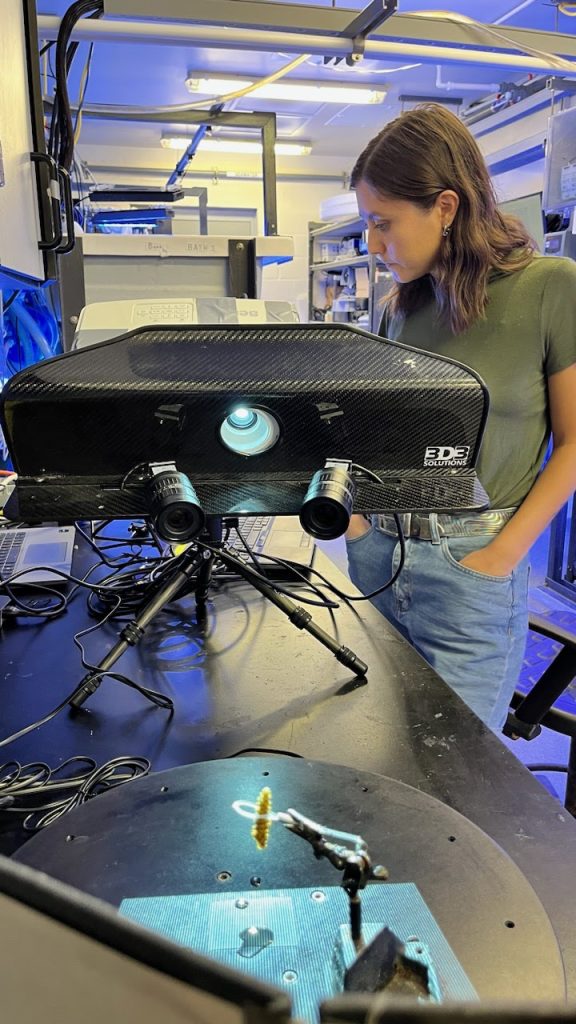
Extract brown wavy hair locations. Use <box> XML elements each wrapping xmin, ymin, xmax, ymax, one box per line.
<box><xmin>351</xmin><ymin>104</ymin><xmax>536</xmax><ymax>335</ymax></box>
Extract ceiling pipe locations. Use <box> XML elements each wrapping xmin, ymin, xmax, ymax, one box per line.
<box><xmin>435</xmin><ymin>66</ymin><xmax>500</xmax><ymax>92</ymax></box>
<box><xmin>86</xmin><ymin>164</ymin><xmax>348</xmax><ymax>182</ymax></box>
<box><xmin>433</xmin><ymin>4</ymin><xmax>538</xmax><ymax>103</ymax></box>
<box><xmin>36</xmin><ymin>14</ymin><xmax>576</xmax><ymax>77</ymax></box>
<box><xmin>493</xmin><ymin>0</ymin><xmax>539</xmax><ymax>25</ymax></box>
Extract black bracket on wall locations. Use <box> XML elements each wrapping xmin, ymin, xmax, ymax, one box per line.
<box><xmin>228</xmin><ymin>239</ymin><xmax>257</xmax><ymax>299</ymax></box>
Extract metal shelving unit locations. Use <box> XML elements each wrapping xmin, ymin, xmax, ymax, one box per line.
<box><xmin>309</xmin><ymin>215</ymin><xmax>365</xmax><ymax>239</ymax></box>
<box><xmin>308</xmin><ymin>218</ymin><xmax>391</xmax><ymax>332</ymax></box>
<box><xmin>309</xmin><ymin>254</ymin><xmax>371</xmax><ymax>273</ymax></box>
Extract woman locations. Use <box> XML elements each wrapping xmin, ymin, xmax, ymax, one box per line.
<box><xmin>346</xmin><ymin>104</ymin><xmax>576</xmax><ymax>731</ymax></box>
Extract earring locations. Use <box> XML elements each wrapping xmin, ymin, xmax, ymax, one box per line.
<box><xmin>442</xmin><ymin>223</ymin><xmax>452</xmax><ymax>237</ymax></box>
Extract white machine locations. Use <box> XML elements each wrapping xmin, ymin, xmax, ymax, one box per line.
<box><xmin>73</xmin><ymin>296</ymin><xmax>299</xmax><ymax>348</ymax></box>
<box><xmin>81</xmin><ymin>234</ymin><xmax>294</xmax><ymax>306</ymax></box>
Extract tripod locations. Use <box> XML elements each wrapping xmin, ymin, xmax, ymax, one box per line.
<box><xmin>69</xmin><ymin>517</ymin><xmax>368</xmax><ymax>710</ymax></box>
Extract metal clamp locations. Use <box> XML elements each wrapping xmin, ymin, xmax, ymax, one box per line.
<box><xmin>339</xmin><ymin>0</ymin><xmax>398</xmax><ymax>65</ymax></box>
<box><xmin>55</xmin><ymin>167</ymin><xmax>76</xmax><ymax>255</ymax></box>
<box><xmin>280</xmin><ymin>807</ymin><xmax>388</xmax><ymax>896</ymax></box>
<box><xmin>30</xmin><ymin>151</ymin><xmax>63</xmax><ymax>251</ymax></box>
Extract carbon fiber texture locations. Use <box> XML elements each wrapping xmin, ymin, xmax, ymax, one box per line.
<box><xmin>1</xmin><ymin>323</ymin><xmax>490</xmax><ymax>521</ymax></box>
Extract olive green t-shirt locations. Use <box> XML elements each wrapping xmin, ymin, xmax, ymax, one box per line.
<box><xmin>379</xmin><ymin>255</ymin><xmax>576</xmax><ymax>508</ymax></box>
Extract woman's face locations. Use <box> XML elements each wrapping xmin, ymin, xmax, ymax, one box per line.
<box><xmin>356</xmin><ymin>180</ymin><xmax>446</xmax><ymax>283</ymax></box>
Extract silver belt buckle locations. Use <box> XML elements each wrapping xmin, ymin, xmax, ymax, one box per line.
<box><xmin>413</xmin><ymin>514</ymin><xmax>433</xmax><ymax>540</ymax></box>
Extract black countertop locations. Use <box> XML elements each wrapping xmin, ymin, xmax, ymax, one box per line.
<box><xmin>1</xmin><ymin>546</ymin><xmax>576</xmax><ymax>995</ymax></box>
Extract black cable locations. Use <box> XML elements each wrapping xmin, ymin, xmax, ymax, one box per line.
<box><xmin>241</xmin><ymin>466</ymin><xmax>406</xmax><ymax>606</ymax></box>
<box><xmin>206</xmin><ymin>468</ymin><xmax>405</xmax><ymax>607</ymax></box>
<box><xmin>0</xmin><ymin>556</ymin><xmax>134</xmax><ymax>619</ymax></box>
<box><xmin>48</xmin><ymin>2</ymin><xmax>104</xmax><ymax>170</ymax></box>
<box><xmin>71</xmin><ymin>590</ymin><xmax>174</xmax><ymax>711</ymax></box>
<box><xmin>0</xmin><ymin>684</ymin><xmax>95</xmax><ymax>748</ymax></box>
<box><xmin>0</xmin><ymin>755</ymin><xmax>150</xmax><ymax>831</ymax></box>
<box><xmin>0</xmin><ymin>517</ymin><xmax>172</xmax><ymax>621</ymax></box>
<box><xmin>527</xmin><ymin>763</ymin><xmax>569</xmax><ymax>773</ymax></box>
<box><xmin>85</xmin><ymin>548</ymin><xmax>192</xmax><ymax>620</ymax></box>
<box><xmin>228</xmin><ymin>747</ymin><xmax>304</xmax><ymax>759</ymax></box>
<box><xmin>2</xmin><ymin>291</ymin><xmax>19</xmax><ymax>313</ymax></box>
<box><xmin>0</xmin><ymin>527</ymin><xmax>182</xmax><ymax>745</ymax></box>
<box><xmin>75</xmin><ymin>520</ymin><xmax>167</xmax><ymax>569</ymax></box>
<box><xmin>0</xmin><ymin>622</ymin><xmax>173</xmax><ymax>751</ymax></box>
<box><xmin>219</xmin><ymin>526</ymin><xmax>339</xmax><ymax>609</ymax></box>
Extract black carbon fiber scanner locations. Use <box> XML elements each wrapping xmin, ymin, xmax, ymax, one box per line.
<box><xmin>0</xmin><ymin>322</ymin><xmax>490</xmax><ymax>522</ymax></box>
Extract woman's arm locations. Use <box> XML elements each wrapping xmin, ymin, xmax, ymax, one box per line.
<box><xmin>461</xmin><ymin>363</ymin><xmax>576</xmax><ymax>576</ymax></box>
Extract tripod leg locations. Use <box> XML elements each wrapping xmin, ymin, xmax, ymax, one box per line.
<box><xmin>216</xmin><ymin>547</ymin><xmax>368</xmax><ymax>678</ymax></box>
<box><xmin>69</xmin><ymin>546</ymin><xmax>207</xmax><ymax>709</ymax></box>
<box><xmin>196</xmin><ymin>519</ymin><xmax>223</xmax><ymax>615</ymax></box>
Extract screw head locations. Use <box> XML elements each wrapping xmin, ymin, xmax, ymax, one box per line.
<box><xmin>235</xmin><ymin>899</ymin><xmax>249</xmax><ymax>909</ymax></box>
<box><xmin>372</xmin><ymin>864</ymin><xmax>389</xmax><ymax>880</ymax></box>
<box><xmin>282</xmin><ymin>971</ymin><xmax>298</xmax><ymax>983</ymax></box>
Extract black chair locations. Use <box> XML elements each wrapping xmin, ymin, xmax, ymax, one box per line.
<box><xmin>503</xmin><ymin>613</ymin><xmax>576</xmax><ymax>817</ymax></box>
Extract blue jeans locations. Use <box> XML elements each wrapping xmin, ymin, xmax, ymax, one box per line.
<box><xmin>346</xmin><ymin>518</ymin><xmax>530</xmax><ymax>731</ymax></box>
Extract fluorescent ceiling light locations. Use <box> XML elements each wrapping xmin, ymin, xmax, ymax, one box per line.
<box><xmin>161</xmin><ymin>135</ymin><xmax>312</xmax><ymax>156</ymax></box>
<box><xmin>185</xmin><ymin>74</ymin><xmax>386</xmax><ymax>105</ymax></box>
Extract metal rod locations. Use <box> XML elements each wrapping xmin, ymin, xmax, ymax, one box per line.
<box><xmin>513</xmin><ymin>647</ymin><xmax>576</xmax><ymax>728</ymax></box>
<box><xmin>36</xmin><ymin>14</ymin><xmax>576</xmax><ymax>75</ymax></box>
<box><xmin>349</xmin><ymin>894</ymin><xmax>363</xmax><ymax>948</ymax></box>
<box><xmin>494</xmin><ymin>0</ymin><xmax>538</xmax><ymax>25</ymax></box>
<box><xmin>261</xmin><ymin>116</ymin><xmax>278</xmax><ymax>236</ymax></box>
<box><xmin>566</xmin><ymin>739</ymin><xmax>576</xmax><ymax>819</ymax></box>
<box><xmin>78</xmin><ymin>164</ymin><xmax>346</xmax><ymax>184</ymax></box>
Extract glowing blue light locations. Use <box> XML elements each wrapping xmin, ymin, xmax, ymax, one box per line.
<box><xmin>227</xmin><ymin>406</ymin><xmax>257</xmax><ymax>430</ymax></box>
<box><xmin>219</xmin><ymin>406</ymin><xmax>280</xmax><ymax>456</ymax></box>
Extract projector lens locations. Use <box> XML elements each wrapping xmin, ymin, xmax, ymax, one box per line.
<box><xmin>147</xmin><ymin>469</ymin><xmax>205</xmax><ymax>542</ymax></box>
<box><xmin>227</xmin><ymin>407</ymin><xmax>258</xmax><ymax>430</ymax></box>
<box><xmin>299</xmin><ymin>465</ymin><xmax>356</xmax><ymax>540</ymax></box>
<box><xmin>220</xmin><ymin>406</ymin><xmax>280</xmax><ymax>456</ymax></box>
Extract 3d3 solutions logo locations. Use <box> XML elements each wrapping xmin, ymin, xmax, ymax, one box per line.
<box><xmin>423</xmin><ymin>446</ymin><xmax>470</xmax><ymax>467</ymax></box>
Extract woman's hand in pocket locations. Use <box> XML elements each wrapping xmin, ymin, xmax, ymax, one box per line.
<box><xmin>458</xmin><ymin>545</ymin><xmax>513</xmax><ymax>577</ymax></box>
<box><xmin>346</xmin><ymin>514</ymin><xmax>372</xmax><ymax>540</ymax></box>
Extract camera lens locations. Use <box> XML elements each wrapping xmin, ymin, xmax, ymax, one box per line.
<box><xmin>305</xmin><ymin>497</ymin><xmax>350</xmax><ymax>538</ymax></box>
<box><xmin>299</xmin><ymin>465</ymin><xmax>356</xmax><ymax>540</ymax></box>
<box><xmin>147</xmin><ymin>470</ymin><xmax>205</xmax><ymax>542</ymax></box>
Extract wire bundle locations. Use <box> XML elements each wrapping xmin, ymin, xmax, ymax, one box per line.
<box><xmin>0</xmin><ymin>755</ymin><xmax>150</xmax><ymax>831</ymax></box>
<box><xmin>48</xmin><ymin>0</ymin><xmax>103</xmax><ymax>172</ymax></box>
<box><xmin>2</xmin><ymin>290</ymin><xmax>61</xmax><ymax>377</ymax></box>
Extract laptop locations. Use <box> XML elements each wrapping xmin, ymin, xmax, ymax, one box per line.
<box><xmin>225</xmin><ymin>515</ymin><xmax>316</xmax><ymax>582</ymax></box>
<box><xmin>0</xmin><ymin>525</ymin><xmax>75</xmax><ymax>586</ymax></box>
